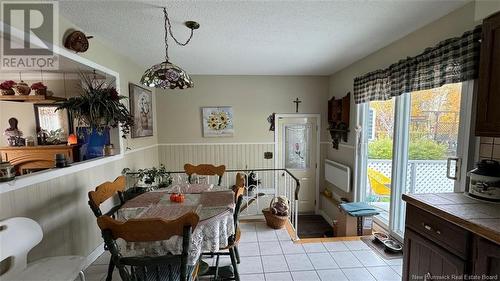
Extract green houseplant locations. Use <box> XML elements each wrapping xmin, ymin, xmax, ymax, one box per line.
<box><xmin>122</xmin><ymin>165</ymin><xmax>172</xmax><ymax>199</ymax></box>
<box><xmin>56</xmin><ymin>73</ymin><xmax>134</xmax><ymax>138</ymax></box>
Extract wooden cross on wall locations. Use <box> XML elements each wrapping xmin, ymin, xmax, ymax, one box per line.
<box><xmin>293</xmin><ymin>98</ymin><xmax>302</xmax><ymax>113</ymax></box>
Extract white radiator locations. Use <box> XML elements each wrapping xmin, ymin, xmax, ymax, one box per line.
<box><xmin>324</xmin><ymin>159</ymin><xmax>351</xmax><ymax>192</ymax></box>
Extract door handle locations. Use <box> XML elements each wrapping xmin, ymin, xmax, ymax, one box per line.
<box><xmin>446</xmin><ymin>157</ymin><xmax>460</xmax><ymax>181</ymax></box>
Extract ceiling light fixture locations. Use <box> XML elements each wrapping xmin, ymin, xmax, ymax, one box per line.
<box><xmin>140</xmin><ymin>8</ymin><xmax>199</xmax><ymax>89</ymax></box>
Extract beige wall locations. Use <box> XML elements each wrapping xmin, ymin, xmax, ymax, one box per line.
<box><xmin>325</xmin><ymin>1</ymin><xmax>500</xmax><ymax>201</ymax></box>
<box><xmin>156</xmin><ymin>75</ymin><xmax>330</xmax><ymax>144</ymax></box>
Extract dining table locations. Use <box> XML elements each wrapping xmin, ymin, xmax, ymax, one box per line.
<box><xmin>115</xmin><ymin>183</ymin><xmax>236</xmax><ymax>266</ymax></box>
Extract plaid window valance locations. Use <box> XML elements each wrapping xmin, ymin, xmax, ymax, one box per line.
<box><xmin>353</xmin><ymin>26</ymin><xmax>482</xmax><ymax>104</ymax></box>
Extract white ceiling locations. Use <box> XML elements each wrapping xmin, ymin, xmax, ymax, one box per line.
<box><xmin>59</xmin><ymin>0</ymin><xmax>468</xmax><ymax>76</ymax></box>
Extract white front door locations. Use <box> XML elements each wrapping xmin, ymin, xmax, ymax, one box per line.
<box><xmin>276</xmin><ymin>115</ymin><xmax>319</xmax><ymax>213</ymax></box>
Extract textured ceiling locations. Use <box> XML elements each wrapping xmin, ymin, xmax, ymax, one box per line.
<box><xmin>59</xmin><ymin>0</ymin><xmax>468</xmax><ymax>76</ymax></box>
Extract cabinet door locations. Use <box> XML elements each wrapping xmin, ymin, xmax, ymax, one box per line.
<box><xmin>473</xmin><ymin>236</ymin><xmax>500</xmax><ymax>277</ymax></box>
<box><xmin>476</xmin><ymin>11</ymin><xmax>500</xmax><ymax>136</ymax></box>
<box><xmin>403</xmin><ymin>228</ymin><xmax>466</xmax><ymax>281</ymax></box>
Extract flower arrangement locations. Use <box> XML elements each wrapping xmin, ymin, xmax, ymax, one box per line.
<box><xmin>0</xmin><ymin>80</ymin><xmax>16</xmax><ymax>95</ymax></box>
<box><xmin>30</xmin><ymin>82</ymin><xmax>47</xmax><ymax>90</ymax></box>
<box><xmin>31</xmin><ymin>82</ymin><xmax>48</xmax><ymax>95</ymax></box>
<box><xmin>207</xmin><ymin>111</ymin><xmax>229</xmax><ymax>130</ymax></box>
<box><xmin>0</xmin><ymin>80</ymin><xmax>16</xmax><ymax>90</ymax></box>
<box><xmin>56</xmin><ymin>73</ymin><xmax>134</xmax><ymax>138</ymax></box>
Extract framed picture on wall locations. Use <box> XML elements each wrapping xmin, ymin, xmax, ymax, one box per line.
<box><xmin>129</xmin><ymin>83</ymin><xmax>153</xmax><ymax>138</ymax></box>
<box><xmin>202</xmin><ymin>106</ymin><xmax>234</xmax><ymax>137</ymax></box>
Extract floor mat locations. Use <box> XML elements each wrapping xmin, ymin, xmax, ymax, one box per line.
<box><xmin>297</xmin><ymin>214</ymin><xmax>332</xmax><ymax>238</ymax></box>
<box><xmin>360</xmin><ymin>236</ymin><xmax>403</xmax><ymax>259</ymax></box>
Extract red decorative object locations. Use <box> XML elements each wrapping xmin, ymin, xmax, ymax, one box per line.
<box><xmin>169</xmin><ymin>193</ymin><xmax>185</xmax><ymax>203</ymax></box>
<box><xmin>67</xmin><ymin>134</ymin><xmax>78</xmax><ymax>145</ymax></box>
<box><xmin>31</xmin><ymin>82</ymin><xmax>47</xmax><ymax>96</ymax></box>
<box><xmin>0</xmin><ymin>80</ymin><xmax>16</xmax><ymax>90</ymax></box>
<box><xmin>0</xmin><ymin>80</ymin><xmax>16</xmax><ymax>95</ymax></box>
<box><xmin>30</xmin><ymin>82</ymin><xmax>47</xmax><ymax>90</ymax></box>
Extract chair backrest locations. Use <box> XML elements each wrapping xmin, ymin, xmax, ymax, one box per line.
<box><xmin>88</xmin><ymin>176</ymin><xmax>126</xmax><ymax>217</ymax></box>
<box><xmin>97</xmin><ymin>213</ymin><xmax>199</xmax><ymax>281</ymax></box>
<box><xmin>184</xmin><ymin>164</ymin><xmax>226</xmax><ymax>186</ymax></box>
<box><xmin>0</xmin><ymin>217</ymin><xmax>43</xmax><ymax>278</ymax></box>
<box><xmin>97</xmin><ymin>213</ymin><xmax>199</xmax><ymax>242</ymax></box>
<box><xmin>232</xmin><ymin>186</ymin><xmax>245</xmax><ymax>230</ymax></box>
<box><xmin>235</xmin><ymin>172</ymin><xmax>245</xmax><ymax>188</ymax></box>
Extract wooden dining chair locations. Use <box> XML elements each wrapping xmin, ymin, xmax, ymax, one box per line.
<box><xmin>184</xmin><ymin>164</ymin><xmax>226</xmax><ymax>186</ymax></box>
<box><xmin>210</xmin><ymin>190</ymin><xmax>244</xmax><ymax>281</ymax></box>
<box><xmin>88</xmin><ymin>176</ymin><xmax>126</xmax><ymax>281</ymax></box>
<box><xmin>88</xmin><ymin>176</ymin><xmax>126</xmax><ymax>217</ymax></box>
<box><xmin>97</xmin><ymin>213</ymin><xmax>200</xmax><ymax>281</ymax></box>
<box><xmin>204</xmin><ymin>174</ymin><xmax>245</xmax><ymax>281</ymax></box>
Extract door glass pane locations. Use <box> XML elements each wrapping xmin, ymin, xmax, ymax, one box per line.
<box><xmin>285</xmin><ymin>124</ymin><xmax>310</xmax><ymax>169</ymax></box>
<box><xmin>395</xmin><ymin>83</ymin><xmax>462</xmax><ymax>234</ymax></box>
<box><xmin>366</xmin><ymin>99</ymin><xmax>395</xmax><ymax>225</ymax></box>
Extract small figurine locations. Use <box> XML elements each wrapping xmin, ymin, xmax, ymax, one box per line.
<box><xmin>3</xmin><ymin>118</ymin><xmax>25</xmax><ymax>146</ymax></box>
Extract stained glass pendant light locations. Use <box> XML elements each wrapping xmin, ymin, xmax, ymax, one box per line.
<box><xmin>141</xmin><ymin>8</ymin><xmax>199</xmax><ymax>89</ymax></box>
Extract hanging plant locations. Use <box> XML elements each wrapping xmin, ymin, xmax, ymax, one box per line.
<box><xmin>56</xmin><ymin>73</ymin><xmax>134</xmax><ymax>138</ymax></box>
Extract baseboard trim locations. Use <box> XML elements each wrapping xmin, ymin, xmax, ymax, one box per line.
<box><xmin>84</xmin><ymin>243</ymin><xmax>105</xmax><ymax>269</ymax></box>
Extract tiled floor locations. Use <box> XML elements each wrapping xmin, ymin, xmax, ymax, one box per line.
<box><xmin>84</xmin><ymin>221</ymin><xmax>403</xmax><ymax>281</ymax></box>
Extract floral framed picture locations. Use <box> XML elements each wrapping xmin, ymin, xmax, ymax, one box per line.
<box><xmin>202</xmin><ymin>106</ymin><xmax>234</xmax><ymax>137</ymax></box>
<box><xmin>129</xmin><ymin>83</ymin><xmax>153</xmax><ymax>138</ymax></box>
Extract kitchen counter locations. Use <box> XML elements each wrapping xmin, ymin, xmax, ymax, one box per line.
<box><xmin>402</xmin><ymin>192</ymin><xmax>500</xmax><ymax>245</ymax></box>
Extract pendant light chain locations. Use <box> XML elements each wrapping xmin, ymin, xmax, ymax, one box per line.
<box><xmin>163</xmin><ymin>8</ymin><xmax>195</xmax><ymax>62</ymax></box>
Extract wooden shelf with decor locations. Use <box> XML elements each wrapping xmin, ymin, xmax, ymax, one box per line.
<box><xmin>327</xmin><ymin>92</ymin><xmax>350</xmax><ymax>149</ymax></box>
<box><xmin>0</xmin><ymin>95</ymin><xmax>66</xmax><ymax>104</ymax></box>
<box><xmin>0</xmin><ymin>144</ymin><xmax>79</xmax><ymax>175</ymax></box>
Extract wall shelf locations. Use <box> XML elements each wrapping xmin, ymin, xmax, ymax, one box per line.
<box><xmin>0</xmin><ymin>95</ymin><xmax>66</xmax><ymax>103</ymax></box>
<box><xmin>328</xmin><ymin>92</ymin><xmax>350</xmax><ymax>149</ymax></box>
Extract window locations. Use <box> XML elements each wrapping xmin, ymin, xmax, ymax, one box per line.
<box><xmin>357</xmin><ymin>82</ymin><xmax>473</xmax><ymax>240</ymax></box>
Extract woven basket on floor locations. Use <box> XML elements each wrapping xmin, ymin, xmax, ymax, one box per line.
<box><xmin>262</xmin><ymin>198</ymin><xmax>288</xmax><ymax>229</ymax></box>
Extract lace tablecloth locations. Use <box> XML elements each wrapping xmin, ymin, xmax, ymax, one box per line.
<box><xmin>116</xmin><ymin>190</ymin><xmax>235</xmax><ymax>265</ymax></box>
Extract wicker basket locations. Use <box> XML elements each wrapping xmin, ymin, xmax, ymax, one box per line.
<box><xmin>262</xmin><ymin>198</ymin><xmax>288</xmax><ymax>229</ymax></box>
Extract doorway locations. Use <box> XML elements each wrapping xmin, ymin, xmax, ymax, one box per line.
<box><xmin>356</xmin><ymin>82</ymin><xmax>475</xmax><ymax>241</ymax></box>
<box><xmin>275</xmin><ymin>114</ymin><xmax>320</xmax><ymax>214</ymax></box>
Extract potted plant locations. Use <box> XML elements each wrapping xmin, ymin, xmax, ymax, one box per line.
<box><xmin>122</xmin><ymin>164</ymin><xmax>172</xmax><ymax>199</ymax></box>
<box><xmin>56</xmin><ymin>74</ymin><xmax>134</xmax><ymax>159</ymax></box>
<box><xmin>31</xmin><ymin>82</ymin><xmax>47</xmax><ymax>96</ymax></box>
<box><xmin>0</xmin><ymin>80</ymin><xmax>16</xmax><ymax>96</ymax></box>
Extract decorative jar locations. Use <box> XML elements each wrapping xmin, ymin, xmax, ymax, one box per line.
<box><xmin>13</xmin><ymin>81</ymin><xmax>31</xmax><ymax>95</ymax></box>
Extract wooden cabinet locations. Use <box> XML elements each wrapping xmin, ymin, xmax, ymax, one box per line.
<box><xmin>403</xmin><ymin>229</ymin><xmax>467</xmax><ymax>281</ymax></box>
<box><xmin>403</xmin><ymin>202</ymin><xmax>500</xmax><ymax>280</ymax></box>
<box><xmin>476</xmin><ymin>11</ymin><xmax>500</xmax><ymax>136</ymax></box>
<box><xmin>0</xmin><ymin>145</ymin><xmax>78</xmax><ymax>175</ymax></box>
<box><xmin>473</xmin><ymin>236</ymin><xmax>500</xmax><ymax>277</ymax></box>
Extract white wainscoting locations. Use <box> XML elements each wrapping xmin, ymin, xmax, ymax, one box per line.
<box><xmin>158</xmin><ymin>143</ymin><xmax>276</xmax><ymax>171</ymax></box>
<box><xmin>0</xmin><ymin>145</ymin><xmax>159</xmax><ymax>263</ymax></box>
